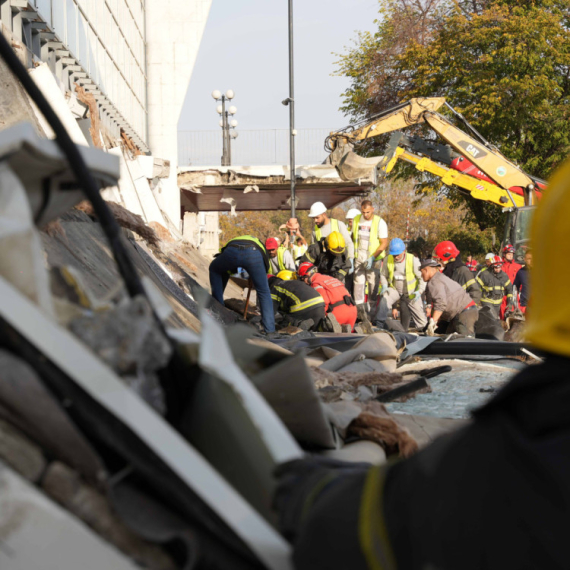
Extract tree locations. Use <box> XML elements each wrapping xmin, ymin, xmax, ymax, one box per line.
<box><xmin>335</xmin><ymin>0</ymin><xmax>570</xmax><ymax>231</ymax></box>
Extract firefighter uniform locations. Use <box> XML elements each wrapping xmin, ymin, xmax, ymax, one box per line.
<box><xmin>442</xmin><ymin>256</ymin><xmax>482</xmax><ymax>305</ymax></box>
<box><xmin>301</xmin><ymin>240</ymin><xmax>351</xmax><ymax>283</ymax></box>
<box><xmin>309</xmin><ymin>273</ymin><xmax>357</xmax><ymax>329</ymax></box>
<box><xmin>477</xmin><ymin>269</ymin><xmax>513</xmax><ymax>318</ymax></box>
<box><xmin>269</xmin><ymin>277</ymin><xmax>325</xmax><ymax>329</ymax></box>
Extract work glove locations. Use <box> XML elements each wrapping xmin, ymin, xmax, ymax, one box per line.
<box><xmin>349</xmin><ymin>257</ymin><xmax>354</xmax><ymax>275</ymax></box>
<box><xmin>366</xmin><ymin>255</ymin><xmax>376</xmax><ymax>271</ymax></box>
<box><xmin>408</xmin><ymin>291</ymin><xmax>418</xmax><ymax>301</ymax></box>
<box><xmin>378</xmin><ymin>285</ymin><xmax>388</xmax><ymax>297</ymax></box>
<box><xmin>424</xmin><ymin>318</ymin><xmax>437</xmax><ymax>336</ymax></box>
<box><xmin>273</xmin><ymin>456</ymin><xmax>371</xmax><ymax>542</ymax></box>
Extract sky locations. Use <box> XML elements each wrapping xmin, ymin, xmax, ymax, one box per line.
<box><xmin>178</xmin><ymin>0</ymin><xmax>380</xmax><ymax>133</ymax></box>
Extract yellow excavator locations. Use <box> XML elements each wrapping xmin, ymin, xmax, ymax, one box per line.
<box><xmin>326</xmin><ymin>97</ymin><xmax>545</xmax><ymax>258</ymax></box>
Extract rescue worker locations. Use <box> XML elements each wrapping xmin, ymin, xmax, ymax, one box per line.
<box><xmin>421</xmin><ymin>258</ymin><xmax>478</xmax><ymax>336</ymax></box>
<box><xmin>374</xmin><ymin>238</ymin><xmax>427</xmax><ymax>331</ymax></box>
<box><xmin>298</xmin><ymin>262</ymin><xmax>357</xmax><ymax>332</ymax></box>
<box><xmin>345</xmin><ymin>208</ymin><xmax>361</xmax><ymax>232</ymax></box>
<box><xmin>465</xmin><ymin>254</ymin><xmax>478</xmax><ymax>272</ymax></box>
<box><xmin>300</xmin><ymin>231</ymin><xmax>351</xmax><ymax>283</ymax></box>
<box><xmin>513</xmin><ymin>249</ymin><xmax>531</xmax><ymax>313</ymax></box>
<box><xmin>272</xmin><ymin>156</ymin><xmax>570</xmax><ymax>570</ymax></box>
<box><xmin>308</xmin><ymin>201</ymin><xmax>354</xmax><ymax>272</ymax></box>
<box><xmin>266</xmin><ymin>237</ymin><xmax>295</xmax><ymax>274</ymax></box>
<box><xmin>476</xmin><ymin>255</ymin><xmax>514</xmax><ymax>318</ymax></box>
<box><xmin>484</xmin><ymin>252</ymin><xmax>495</xmax><ymax>268</ymax></box>
<box><xmin>209</xmin><ymin>235</ymin><xmax>275</xmax><ymax>333</ymax></box>
<box><xmin>432</xmin><ymin>241</ymin><xmax>481</xmax><ymax>305</ymax></box>
<box><xmin>268</xmin><ymin>271</ymin><xmax>326</xmax><ymax>331</ymax></box>
<box><xmin>351</xmin><ymin>200</ymin><xmax>389</xmax><ymax>311</ymax></box>
<box><xmin>502</xmin><ymin>244</ymin><xmax>522</xmax><ymax>283</ymax></box>
<box><xmin>291</xmin><ymin>233</ymin><xmax>308</xmax><ymax>263</ymax></box>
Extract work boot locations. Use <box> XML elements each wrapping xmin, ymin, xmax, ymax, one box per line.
<box><xmin>356</xmin><ymin>303</ymin><xmax>369</xmax><ymax>323</ymax></box>
<box><xmin>297</xmin><ymin>318</ymin><xmax>314</xmax><ymax>331</ymax></box>
<box><xmin>341</xmin><ymin>324</ymin><xmax>352</xmax><ymax>333</ymax></box>
<box><xmin>319</xmin><ymin>314</ymin><xmax>342</xmax><ymax>333</ymax></box>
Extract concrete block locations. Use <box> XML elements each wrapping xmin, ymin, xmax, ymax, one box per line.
<box><xmin>0</xmin><ymin>418</ymin><xmax>45</xmax><ymax>483</ymax></box>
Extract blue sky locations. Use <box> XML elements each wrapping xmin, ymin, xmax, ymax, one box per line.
<box><xmin>178</xmin><ymin>0</ymin><xmax>380</xmax><ymax>132</ymax></box>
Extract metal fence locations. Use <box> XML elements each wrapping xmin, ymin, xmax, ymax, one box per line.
<box><xmin>178</xmin><ymin>128</ymin><xmax>332</xmax><ymax>166</ymax></box>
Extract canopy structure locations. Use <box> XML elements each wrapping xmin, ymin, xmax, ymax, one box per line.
<box><xmin>177</xmin><ymin>164</ymin><xmax>373</xmax><ymax>214</ymax></box>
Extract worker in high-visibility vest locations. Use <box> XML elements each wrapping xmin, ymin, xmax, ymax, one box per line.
<box><xmin>373</xmin><ymin>238</ymin><xmax>426</xmax><ymax>331</ymax></box>
<box><xmin>351</xmin><ymin>200</ymin><xmax>388</xmax><ymax>314</ymax></box>
<box><xmin>291</xmin><ymin>234</ymin><xmax>308</xmax><ymax>263</ymax></box>
<box><xmin>266</xmin><ymin>237</ymin><xmax>295</xmax><ymax>274</ymax></box>
<box><xmin>272</xmin><ymin>159</ymin><xmax>570</xmax><ymax>570</ymax></box>
<box><xmin>308</xmin><ymin>202</ymin><xmax>354</xmax><ymax>270</ymax></box>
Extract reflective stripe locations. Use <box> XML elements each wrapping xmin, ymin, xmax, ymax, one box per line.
<box><xmin>386</xmin><ymin>253</ymin><xmax>418</xmax><ymax>292</ymax></box>
<box><xmin>338</xmin><ymin>269</ymin><xmax>347</xmax><ymax>276</ymax></box>
<box><xmin>293</xmin><ymin>244</ymin><xmax>307</xmax><ymax>259</ymax></box>
<box><xmin>274</xmin><ymin>285</ymin><xmax>301</xmax><ymax>306</ymax></box>
<box><xmin>359</xmin><ymin>466</ymin><xmax>397</xmax><ymax>570</ymax></box>
<box><xmin>462</xmin><ymin>278</ymin><xmax>476</xmax><ymax>290</ymax></box>
<box><xmin>352</xmin><ymin>214</ymin><xmax>386</xmax><ymax>260</ymax></box>
<box><xmin>271</xmin><ymin>294</ymin><xmax>280</xmax><ymax>302</ymax></box>
<box><xmin>481</xmin><ymin>298</ymin><xmax>504</xmax><ymax>305</ymax></box>
<box><xmin>305</xmin><ymin>250</ymin><xmax>316</xmax><ymax>263</ymax></box>
<box><xmin>315</xmin><ymin>218</ymin><xmax>339</xmax><ymax>241</ymax></box>
<box><xmin>289</xmin><ymin>297</ymin><xmax>325</xmax><ymax>313</ymax></box>
<box><xmin>277</xmin><ymin>246</ymin><xmax>286</xmax><ymax>271</ymax></box>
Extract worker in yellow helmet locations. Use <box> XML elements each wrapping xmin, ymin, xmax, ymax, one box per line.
<box><xmin>272</xmin><ymin>160</ymin><xmax>570</xmax><ymax>569</ymax></box>
<box><xmin>300</xmin><ymin>230</ymin><xmax>351</xmax><ymax>284</ymax></box>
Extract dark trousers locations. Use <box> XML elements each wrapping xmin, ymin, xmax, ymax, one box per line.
<box><xmin>447</xmin><ymin>307</ymin><xmax>479</xmax><ymax>336</ymax></box>
<box><xmin>209</xmin><ymin>245</ymin><xmax>275</xmax><ymax>332</ymax></box>
<box><xmin>283</xmin><ymin>305</ymin><xmax>326</xmax><ymax>330</ymax></box>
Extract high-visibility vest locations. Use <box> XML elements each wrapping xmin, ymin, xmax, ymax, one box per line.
<box><xmin>352</xmin><ymin>214</ymin><xmax>386</xmax><ymax>260</ymax></box>
<box><xmin>293</xmin><ymin>244</ymin><xmax>307</xmax><ymax>259</ymax></box>
<box><xmin>277</xmin><ymin>246</ymin><xmax>287</xmax><ymax>271</ymax></box>
<box><xmin>225</xmin><ymin>235</ymin><xmax>266</xmax><ymax>252</ymax></box>
<box><xmin>315</xmin><ymin>218</ymin><xmax>339</xmax><ymax>242</ymax></box>
<box><xmin>386</xmin><ymin>253</ymin><xmax>418</xmax><ymax>293</ymax></box>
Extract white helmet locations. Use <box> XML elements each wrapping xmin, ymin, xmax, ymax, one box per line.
<box><xmin>345</xmin><ymin>208</ymin><xmax>360</xmax><ymax>220</ymax></box>
<box><xmin>485</xmin><ymin>253</ymin><xmax>495</xmax><ymax>260</ymax></box>
<box><xmin>308</xmin><ymin>201</ymin><xmax>327</xmax><ymax>218</ymax></box>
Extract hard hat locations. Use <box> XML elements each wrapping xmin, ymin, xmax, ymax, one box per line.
<box><xmin>345</xmin><ymin>208</ymin><xmax>360</xmax><ymax>220</ymax></box>
<box><xmin>308</xmin><ymin>202</ymin><xmax>327</xmax><ymax>218</ymax></box>
<box><xmin>389</xmin><ymin>238</ymin><xmax>406</xmax><ymax>256</ymax></box>
<box><xmin>525</xmin><ymin>158</ymin><xmax>570</xmax><ymax>356</ymax></box>
<box><xmin>277</xmin><ymin>270</ymin><xmax>296</xmax><ymax>280</ymax></box>
<box><xmin>503</xmin><ymin>244</ymin><xmax>515</xmax><ymax>254</ymax></box>
<box><xmin>325</xmin><ymin>231</ymin><xmax>346</xmax><ymax>255</ymax></box>
<box><xmin>265</xmin><ymin>237</ymin><xmax>279</xmax><ymax>250</ymax></box>
<box><xmin>485</xmin><ymin>253</ymin><xmax>495</xmax><ymax>260</ymax></box>
<box><xmin>298</xmin><ymin>262</ymin><xmax>317</xmax><ymax>278</ymax></box>
<box><xmin>432</xmin><ymin>241</ymin><xmax>460</xmax><ymax>263</ymax></box>
<box><xmin>490</xmin><ymin>255</ymin><xmax>503</xmax><ymax>267</ymax></box>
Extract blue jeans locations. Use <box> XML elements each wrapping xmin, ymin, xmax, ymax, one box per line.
<box><xmin>209</xmin><ymin>245</ymin><xmax>275</xmax><ymax>333</ymax></box>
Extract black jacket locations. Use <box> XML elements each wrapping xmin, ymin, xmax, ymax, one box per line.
<box><xmin>513</xmin><ymin>265</ymin><xmax>530</xmax><ymax>307</ymax></box>
<box><xmin>477</xmin><ymin>268</ymin><xmax>513</xmax><ymax>305</ymax></box>
<box><xmin>301</xmin><ymin>240</ymin><xmax>351</xmax><ymax>282</ymax></box>
<box><xmin>269</xmin><ymin>278</ymin><xmax>325</xmax><ymax>315</ymax></box>
<box><xmin>443</xmin><ymin>255</ymin><xmax>481</xmax><ymax>304</ymax></box>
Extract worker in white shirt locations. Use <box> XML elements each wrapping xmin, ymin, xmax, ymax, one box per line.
<box><xmin>351</xmin><ymin>200</ymin><xmax>388</xmax><ymax>312</ymax></box>
<box><xmin>308</xmin><ymin>202</ymin><xmax>354</xmax><ymax>274</ymax></box>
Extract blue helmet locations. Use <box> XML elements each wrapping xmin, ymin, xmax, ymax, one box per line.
<box><xmin>389</xmin><ymin>238</ymin><xmax>406</xmax><ymax>256</ymax></box>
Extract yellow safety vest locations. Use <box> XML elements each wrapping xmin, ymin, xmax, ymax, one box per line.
<box><xmin>277</xmin><ymin>245</ymin><xmax>287</xmax><ymax>271</ymax></box>
<box><xmin>352</xmin><ymin>214</ymin><xmax>386</xmax><ymax>260</ymax></box>
<box><xmin>315</xmin><ymin>218</ymin><xmax>339</xmax><ymax>242</ymax></box>
<box><xmin>293</xmin><ymin>244</ymin><xmax>307</xmax><ymax>259</ymax></box>
<box><xmin>225</xmin><ymin>235</ymin><xmax>266</xmax><ymax>252</ymax></box>
<box><xmin>386</xmin><ymin>253</ymin><xmax>418</xmax><ymax>293</ymax></box>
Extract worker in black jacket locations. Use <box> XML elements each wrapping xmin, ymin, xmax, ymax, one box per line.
<box><xmin>513</xmin><ymin>250</ymin><xmax>531</xmax><ymax>313</ymax></box>
<box><xmin>432</xmin><ymin>241</ymin><xmax>481</xmax><ymax>304</ymax></box>
<box><xmin>476</xmin><ymin>255</ymin><xmax>514</xmax><ymax>318</ymax></box>
<box><xmin>300</xmin><ymin>231</ymin><xmax>351</xmax><ymax>283</ymax></box>
<box><xmin>268</xmin><ymin>272</ymin><xmax>326</xmax><ymax>330</ymax></box>
<box><xmin>271</xmin><ymin>157</ymin><xmax>570</xmax><ymax>570</ymax></box>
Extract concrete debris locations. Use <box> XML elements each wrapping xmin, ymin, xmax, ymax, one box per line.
<box><xmin>243</xmin><ymin>184</ymin><xmax>259</xmax><ymax>193</ymax></box>
<box><xmin>69</xmin><ymin>296</ymin><xmax>171</xmax><ymax>414</ymax></box>
<box><xmin>0</xmin><ymin>417</ymin><xmax>45</xmax><ymax>483</ymax></box>
<box><xmin>220</xmin><ymin>195</ymin><xmax>237</xmax><ymax>216</ymax></box>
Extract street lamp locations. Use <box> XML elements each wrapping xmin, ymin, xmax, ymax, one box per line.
<box><xmin>212</xmin><ymin>89</ymin><xmax>238</xmax><ymax>166</ymax></box>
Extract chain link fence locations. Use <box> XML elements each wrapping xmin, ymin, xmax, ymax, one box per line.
<box><xmin>178</xmin><ymin>128</ymin><xmax>332</xmax><ymax>166</ymax></box>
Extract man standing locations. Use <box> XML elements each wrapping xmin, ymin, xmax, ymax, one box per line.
<box><xmin>291</xmin><ymin>234</ymin><xmax>308</xmax><ymax>263</ymax></box>
<box><xmin>308</xmin><ymin>201</ymin><xmax>354</xmax><ymax>271</ymax></box>
<box><xmin>266</xmin><ymin>237</ymin><xmax>295</xmax><ymax>275</ymax></box>
<box><xmin>513</xmin><ymin>249</ymin><xmax>531</xmax><ymax>313</ymax></box>
<box><xmin>344</xmin><ymin>208</ymin><xmax>361</xmax><ymax>232</ymax></box>
<box><xmin>502</xmin><ymin>244</ymin><xmax>522</xmax><ymax>283</ymax></box>
<box><xmin>351</xmin><ymin>200</ymin><xmax>389</xmax><ymax>311</ymax></box>
<box><xmin>465</xmin><ymin>254</ymin><xmax>478</xmax><ymax>272</ymax></box>
<box><xmin>432</xmin><ymin>241</ymin><xmax>481</xmax><ymax>305</ymax></box>
<box><xmin>374</xmin><ymin>238</ymin><xmax>426</xmax><ymax>331</ymax></box>
<box><xmin>476</xmin><ymin>255</ymin><xmax>514</xmax><ymax>318</ymax></box>
<box><xmin>209</xmin><ymin>235</ymin><xmax>275</xmax><ymax>333</ymax></box>
<box><xmin>421</xmin><ymin>258</ymin><xmax>479</xmax><ymax>336</ymax></box>
<box><xmin>300</xmin><ymin>231</ymin><xmax>351</xmax><ymax>283</ymax></box>
<box><xmin>298</xmin><ymin>262</ymin><xmax>357</xmax><ymax>332</ymax></box>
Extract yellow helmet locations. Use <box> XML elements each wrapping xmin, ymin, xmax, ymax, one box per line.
<box><xmin>325</xmin><ymin>231</ymin><xmax>346</xmax><ymax>255</ymax></box>
<box><xmin>525</xmin><ymin>158</ymin><xmax>570</xmax><ymax>357</ymax></box>
<box><xmin>277</xmin><ymin>270</ymin><xmax>297</xmax><ymax>280</ymax></box>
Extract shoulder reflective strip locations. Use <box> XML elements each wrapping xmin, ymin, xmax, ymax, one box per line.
<box><xmin>462</xmin><ymin>278</ymin><xmax>476</xmax><ymax>289</ymax></box>
<box><xmin>482</xmin><ymin>298</ymin><xmax>503</xmax><ymax>304</ymax></box>
<box><xmin>505</xmin><ymin>279</ymin><xmax>512</xmax><ymax>286</ymax></box>
<box><xmin>274</xmin><ymin>286</ymin><xmax>301</xmax><ymax>305</ymax></box>
<box><xmin>359</xmin><ymin>465</ymin><xmax>397</xmax><ymax>570</ymax></box>
<box><xmin>339</xmin><ymin>269</ymin><xmax>347</xmax><ymax>276</ymax></box>
<box><xmin>289</xmin><ymin>297</ymin><xmax>326</xmax><ymax>313</ymax></box>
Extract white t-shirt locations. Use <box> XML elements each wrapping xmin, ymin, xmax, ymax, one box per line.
<box><xmin>357</xmin><ymin>217</ymin><xmax>388</xmax><ymax>260</ymax></box>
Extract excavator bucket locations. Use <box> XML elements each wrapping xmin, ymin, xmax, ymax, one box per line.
<box><xmin>328</xmin><ymin>143</ymin><xmax>384</xmax><ymax>182</ymax></box>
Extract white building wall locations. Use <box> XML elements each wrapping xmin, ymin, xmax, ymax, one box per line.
<box><xmin>145</xmin><ymin>0</ymin><xmax>212</xmax><ymax>230</ymax></box>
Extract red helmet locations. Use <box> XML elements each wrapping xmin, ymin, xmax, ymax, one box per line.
<box><xmin>265</xmin><ymin>237</ymin><xmax>279</xmax><ymax>251</ymax></box>
<box><xmin>298</xmin><ymin>262</ymin><xmax>317</xmax><ymax>278</ymax></box>
<box><xmin>503</xmin><ymin>244</ymin><xmax>515</xmax><ymax>254</ymax></box>
<box><xmin>491</xmin><ymin>255</ymin><xmax>503</xmax><ymax>267</ymax></box>
<box><xmin>432</xmin><ymin>241</ymin><xmax>460</xmax><ymax>263</ymax></box>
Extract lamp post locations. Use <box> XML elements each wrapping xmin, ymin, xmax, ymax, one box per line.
<box><xmin>212</xmin><ymin>90</ymin><xmax>238</xmax><ymax>166</ymax></box>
